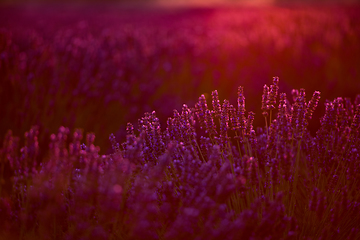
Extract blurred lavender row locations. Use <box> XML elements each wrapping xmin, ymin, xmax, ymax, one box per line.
<box><xmin>1</xmin><ymin>6</ymin><xmax>360</xmax><ymax>154</ymax></box>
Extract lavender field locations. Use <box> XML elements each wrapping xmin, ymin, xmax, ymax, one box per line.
<box><xmin>1</xmin><ymin>4</ymin><xmax>360</xmax><ymax>240</ymax></box>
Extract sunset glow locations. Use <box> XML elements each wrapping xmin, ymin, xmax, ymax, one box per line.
<box><xmin>154</xmin><ymin>0</ymin><xmax>276</xmax><ymax>7</ymax></box>
<box><xmin>1</xmin><ymin>2</ymin><xmax>360</xmax><ymax>239</ymax></box>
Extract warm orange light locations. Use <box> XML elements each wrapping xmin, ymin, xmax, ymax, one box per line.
<box><xmin>154</xmin><ymin>0</ymin><xmax>276</xmax><ymax>7</ymax></box>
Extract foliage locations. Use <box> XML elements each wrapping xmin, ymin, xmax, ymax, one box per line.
<box><xmin>1</xmin><ymin>6</ymin><xmax>360</xmax><ymax>154</ymax></box>
<box><xmin>1</xmin><ymin>77</ymin><xmax>359</xmax><ymax>239</ymax></box>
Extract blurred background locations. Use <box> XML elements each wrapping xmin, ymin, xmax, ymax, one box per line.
<box><xmin>1</xmin><ymin>0</ymin><xmax>360</xmax><ymax>157</ymax></box>
<box><xmin>1</xmin><ymin>0</ymin><xmax>360</xmax><ymax>6</ymax></box>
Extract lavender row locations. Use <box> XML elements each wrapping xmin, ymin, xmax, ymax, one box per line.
<box><xmin>1</xmin><ymin>77</ymin><xmax>359</xmax><ymax>239</ymax></box>
<box><xmin>1</xmin><ymin>6</ymin><xmax>360</xmax><ymax>154</ymax></box>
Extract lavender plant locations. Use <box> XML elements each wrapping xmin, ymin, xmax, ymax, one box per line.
<box><xmin>2</xmin><ymin>6</ymin><xmax>360</xmax><ymax>155</ymax></box>
<box><xmin>1</xmin><ymin>77</ymin><xmax>360</xmax><ymax>239</ymax></box>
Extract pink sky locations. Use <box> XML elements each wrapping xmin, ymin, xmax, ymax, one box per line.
<box><xmin>153</xmin><ymin>0</ymin><xmax>360</xmax><ymax>7</ymax></box>
<box><xmin>155</xmin><ymin>0</ymin><xmax>276</xmax><ymax>7</ymax></box>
